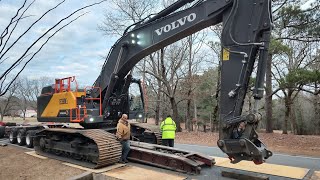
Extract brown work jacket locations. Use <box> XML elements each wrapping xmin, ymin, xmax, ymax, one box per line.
<box><xmin>116</xmin><ymin>119</ymin><xmax>131</xmax><ymax>140</ymax></box>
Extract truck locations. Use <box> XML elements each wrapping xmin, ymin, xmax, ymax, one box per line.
<box><xmin>0</xmin><ymin>0</ymin><xmax>273</xmax><ymax>173</ymax></box>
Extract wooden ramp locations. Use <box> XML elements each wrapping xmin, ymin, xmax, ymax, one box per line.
<box><xmin>212</xmin><ymin>156</ymin><xmax>309</xmax><ymax>179</ymax></box>
<box><xmin>25</xmin><ymin>151</ymin><xmax>47</xmax><ymax>159</ymax></box>
<box><xmin>63</xmin><ymin>162</ymin><xmax>125</xmax><ymax>173</ymax></box>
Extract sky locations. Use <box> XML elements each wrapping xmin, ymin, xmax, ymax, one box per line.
<box><xmin>0</xmin><ymin>0</ymin><xmax>316</xmax><ymax>87</ymax></box>
<box><xmin>0</xmin><ymin>0</ymin><xmax>118</xmax><ymax>86</ymax></box>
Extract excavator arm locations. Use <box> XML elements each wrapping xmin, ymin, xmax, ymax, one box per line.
<box><xmin>93</xmin><ymin>0</ymin><xmax>273</xmax><ymax>164</ymax></box>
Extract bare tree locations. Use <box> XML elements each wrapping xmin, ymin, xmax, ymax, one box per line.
<box><xmin>205</xmin><ymin>25</ymin><xmax>223</xmax><ymax>132</ymax></box>
<box><xmin>99</xmin><ymin>0</ymin><xmax>157</xmax><ymax>36</ymax></box>
<box><xmin>145</xmin><ymin>43</ymin><xmax>189</xmax><ymax>132</ymax></box>
<box><xmin>183</xmin><ymin>32</ymin><xmax>207</xmax><ymax>132</ymax></box>
<box><xmin>0</xmin><ymin>81</ymin><xmax>20</xmax><ymax>121</ymax></box>
<box><xmin>0</xmin><ymin>0</ymin><xmax>107</xmax><ymax>97</ymax></box>
<box><xmin>15</xmin><ymin>77</ymin><xmax>51</xmax><ymax>119</ymax></box>
<box><xmin>143</xmin><ymin>52</ymin><xmax>163</xmax><ymax>125</ymax></box>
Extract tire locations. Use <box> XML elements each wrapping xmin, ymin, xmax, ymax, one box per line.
<box><xmin>9</xmin><ymin>129</ymin><xmax>17</xmax><ymax>144</ymax></box>
<box><xmin>26</xmin><ymin>130</ymin><xmax>35</xmax><ymax>148</ymax></box>
<box><xmin>0</xmin><ymin>126</ymin><xmax>5</xmax><ymax>138</ymax></box>
<box><xmin>17</xmin><ymin>129</ymin><xmax>26</xmax><ymax>146</ymax></box>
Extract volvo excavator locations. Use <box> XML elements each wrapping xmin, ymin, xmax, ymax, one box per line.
<box><xmin>29</xmin><ymin>0</ymin><xmax>273</xmax><ymax>173</ymax></box>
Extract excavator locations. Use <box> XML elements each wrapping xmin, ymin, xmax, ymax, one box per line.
<box><xmin>31</xmin><ymin>0</ymin><xmax>273</xmax><ymax>173</ymax></box>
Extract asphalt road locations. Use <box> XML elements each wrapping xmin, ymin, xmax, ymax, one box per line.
<box><xmin>1</xmin><ymin>138</ymin><xmax>319</xmax><ymax>180</ymax></box>
<box><xmin>176</xmin><ymin>143</ymin><xmax>320</xmax><ymax>171</ymax></box>
<box><xmin>175</xmin><ymin>143</ymin><xmax>320</xmax><ymax>180</ymax></box>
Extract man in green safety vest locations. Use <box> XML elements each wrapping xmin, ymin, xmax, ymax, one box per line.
<box><xmin>160</xmin><ymin>115</ymin><xmax>177</xmax><ymax>147</ymax></box>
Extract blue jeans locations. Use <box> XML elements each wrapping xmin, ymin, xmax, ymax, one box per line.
<box><xmin>120</xmin><ymin>140</ymin><xmax>130</xmax><ymax>161</ymax></box>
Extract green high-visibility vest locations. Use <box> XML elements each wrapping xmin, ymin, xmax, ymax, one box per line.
<box><xmin>160</xmin><ymin>117</ymin><xmax>176</xmax><ymax>139</ymax></box>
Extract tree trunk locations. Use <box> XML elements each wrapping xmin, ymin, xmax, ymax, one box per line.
<box><xmin>155</xmin><ymin>80</ymin><xmax>161</xmax><ymax>125</ymax></box>
<box><xmin>186</xmin><ymin>35</ymin><xmax>193</xmax><ymax>132</ymax></box>
<box><xmin>314</xmin><ymin>95</ymin><xmax>320</xmax><ymax>135</ymax></box>
<box><xmin>187</xmin><ymin>97</ymin><xmax>192</xmax><ymax>132</ymax></box>
<box><xmin>288</xmin><ymin>92</ymin><xmax>298</xmax><ymax>134</ymax></box>
<box><xmin>170</xmin><ymin>97</ymin><xmax>181</xmax><ymax>132</ymax></box>
<box><xmin>283</xmin><ymin>92</ymin><xmax>297</xmax><ymax>134</ymax></box>
<box><xmin>283</xmin><ymin>97</ymin><xmax>289</xmax><ymax>134</ymax></box>
<box><xmin>265</xmin><ymin>53</ymin><xmax>273</xmax><ymax>133</ymax></box>
<box><xmin>290</xmin><ymin>104</ymin><xmax>298</xmax><ymax>135</ymax></box>
<box><xmin>314</xmin><ymin>83</ymin><xmax>320</xmax><ymax>135</ymax></box>
<box><xmin>193</xmin><ymin>98</ymin><xmax>198</xmax><ymax>132</ymax></box>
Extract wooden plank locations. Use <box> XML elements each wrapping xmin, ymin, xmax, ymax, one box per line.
<box><xmin>103</xmin><ymin>165</ymin><xmax>187</xmax><ymax>180</ymax></box>
<box><xmin>67</xmin><ymin>172</ymin><xmax>93</xmax><ymax>180</ymax></box>
<box><xmin>211</xmin><ymin>156</ymin><xmax>309</xmax><ymax>179</ymax></box>
<box><xmin>221</xmin><ymin>170</ymin><xmax>269</xmax><ymax>180</ymax></box>
<box><xmin>25</xmin><ymin>151</ymin><xmax>48</xmax><ymax>159</ymax></box>
<box><xmin>63</xmin><ymin>163</ymin><xmax>125</xmax><ymax>173</ymax></box>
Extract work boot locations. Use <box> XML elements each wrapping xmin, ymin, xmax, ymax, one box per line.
<box><xmin>124</xmin><ymin>159</ymin><xmax>129</xmax><ymax>163</ymax></box>
<box><xmin>119</xmin><ymin>159</ymin><xmax>125</xmax><ymax>164</ymax></box>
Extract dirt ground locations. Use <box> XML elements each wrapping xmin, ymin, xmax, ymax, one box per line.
<box><xmin>175</xmin><ymin>131</ymin><xmax>320</xmax><ymax>157</ymax></box>
<box><xmin>145</xmin><ymin>118</ymin><xmax>320</xmax><ymax>157</ymax></box>
<box><xmin>0</xmin><ymin>146</ymin><xmax>85</xmax><ymax>180</ymax></box>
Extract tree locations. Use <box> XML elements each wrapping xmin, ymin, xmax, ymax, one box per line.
<box><xmin>99</xmin><ymin>0</ymin><xmax>157</xmax><ymax>36</ymax></box>
<box><xmin>266</xmin><ymin>0</ymin><xmax>320</xmax><ymax>134</ymax></box>
<box><xmin>265</xmin><ymin>39</ymin><xmax>291</xmax><ymax>133</ymax></box>
<box><xmin>15</xmin><ymin>77</ymin><xmax>52</xmax><ymax>119</ymax></box>
<box><xmin>145</xmin><ymin>43</ymin><xmax>189</xmax><ymax>132</ymax></box>
<box><xmin>0</xmin><ymin>81</ymin><xmax>20</xmax><ymax>121</ymax></box>
<box><xmin>183</xmin><ymin>32</ymin><xmax>207</xmax><ymax>132</ymax></box>
<box><xmin>0</xmin><ymin>0</ymin><xmax>107</xmax><ymax>97</ymax></box>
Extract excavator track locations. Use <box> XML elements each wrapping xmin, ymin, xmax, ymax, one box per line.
<box><xmin>130</xmin><ymin>122</ymin><xmax>162</xmax><ymax>145</ymax></box>
<box><xmin>34</xmin><ymin>128</ymin><xmax>121</xmax><ymax>169</ymax></box>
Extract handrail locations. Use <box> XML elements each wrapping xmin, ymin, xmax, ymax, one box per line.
<box><xmin>69</xmin><ymin>86</ymin><xmax>102</xmax><ymax>123</ymax></box>
<box><xmin>54</xmin><ymin>76</ymin><xmax>78</xmax><ymax>93</ymax></box>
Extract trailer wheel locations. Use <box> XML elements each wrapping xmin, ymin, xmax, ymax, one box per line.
<box><xmin>0</xmin><ymin>126</ymin><xmax>5</xmax><ymax>138</ymax></box>
<box><xmin>17</xmin><ymin>129</ymin><xmax>26</xmax><ymax>146</ymax></box>
<box><xmin>26</xmin><ymin>130</ymin><xmax>35</xmax><ymax>148</ymax></box>
<box><xmin>9</xmin><ymin>129</ymin><xmax>17</xmax><ymax>144</ymax></box>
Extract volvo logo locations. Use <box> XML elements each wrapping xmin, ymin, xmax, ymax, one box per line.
<box><xmin>155</xmin><ymin>13</ymin><xmax>197</xmax><ymax>36</ymax></box>
<box><xmin>59</xmin><ymin>98</ymin><xmax>68</xmax><ymax>104</ymax></box>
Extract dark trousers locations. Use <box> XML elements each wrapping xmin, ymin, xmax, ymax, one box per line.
<box><xmin>120</xmin><ymin>140</ymin><xmax>130</xmax><ymax>161</ymax></box>
<box><xmin>162</xmin><ymin>139</ymin><xmax>174</xmax><ymax>147</ymax></box>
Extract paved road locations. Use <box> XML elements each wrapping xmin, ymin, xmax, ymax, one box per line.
<box><xmin>176</xmin><ymin>143</ymin><xmax>320</xmax><ymax>171</ymax></box>
<box><xmin>175</xmin><ymin>143</ymin><xmax>320</xmax><ymax>180</ymax></box>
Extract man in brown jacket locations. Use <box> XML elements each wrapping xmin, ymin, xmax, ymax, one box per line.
<box><xmin>116</xmin><ymin>114</ymin><xmax>131</xmax><ymax>163</ymax></box>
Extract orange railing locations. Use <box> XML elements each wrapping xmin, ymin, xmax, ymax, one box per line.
<box><xmin>54</xmin><ymin>76</ymin><xmax>78</xmax><ymax>93</ymax></box>
<box><xmin>69</xmin><ymin>86</ymin><xmax>102</xmax><ymax>123</ymax></box>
